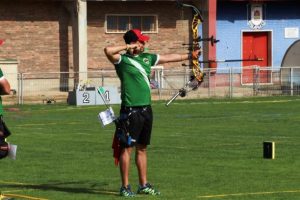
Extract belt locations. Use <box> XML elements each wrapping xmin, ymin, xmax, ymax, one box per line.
<box><xmin>121</xmin><ymin>105</ymin><xmax>151</xmax><ymax>113</ymax></box>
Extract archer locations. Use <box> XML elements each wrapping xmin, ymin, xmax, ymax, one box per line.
<box><xmin>104</xmin><ymin>29</ymin><xmax>200</xmax><ymax>197</ymax></box>
<box><xmin>0</xmin><ymin>39</ymin><xmax>14</xmax><ymax>160</ymax></box>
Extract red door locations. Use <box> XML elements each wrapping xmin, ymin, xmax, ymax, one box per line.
<box><xmin>242</xmin><ymin>32</ymin><xmax>270</xmax><ymax>84</ymax></box>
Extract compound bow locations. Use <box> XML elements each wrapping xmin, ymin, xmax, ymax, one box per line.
<box><xmin>166</xmin><ymin>0</ymin><xmax>206</xmax><ymax>106</ymax></box>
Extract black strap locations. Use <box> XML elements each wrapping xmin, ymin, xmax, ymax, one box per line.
<box><xmin>0</xmin><ymin>139</ymin><xmax>9</xmax><ymax>159</ymax></box>
<box><xmin>0</xmin><ymin>117</ymin><xmax>11</xmax><ymax>138</ymax></box>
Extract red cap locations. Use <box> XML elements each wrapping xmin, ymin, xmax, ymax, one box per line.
<box><xmin>0</xmin><ymin>40</ymin><xmax>4</xmax><ymax>46</ymax></box>
<box><xmin>132</xmin><ymin>29</ymin><xmax>150</xmax><ymax>42</ymax></box>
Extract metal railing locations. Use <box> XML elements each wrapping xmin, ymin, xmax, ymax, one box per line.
<box><xmin>3</xmin><ymin>66</ymin><xmax>300</xmax><ymax>105</ymax></box>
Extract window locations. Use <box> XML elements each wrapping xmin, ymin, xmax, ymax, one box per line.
<box><xmin>106</xmin><ymin>14</ymin><xmax>158</xmax><ymax>33</ymax></box>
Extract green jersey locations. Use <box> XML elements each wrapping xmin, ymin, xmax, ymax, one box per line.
<box><xmin>115</xmin><ymin>53</ymin><xmax>159</xmax><ymax>106</ymax></box>
<box><xmin>0</xmin><ymin>69</ymin><xmax>3</xmax><ymax>115</ymax></box>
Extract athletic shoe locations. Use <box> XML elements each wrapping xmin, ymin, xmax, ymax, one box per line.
<box><xmin>120</xmin><ymin>185</ymin><xmax>135</xmax><ymax>197</ymax></box>
<box><xmin>137</xmin><ymin>183</ymin><xmax>160</xmax><ymax>195</ymax></box>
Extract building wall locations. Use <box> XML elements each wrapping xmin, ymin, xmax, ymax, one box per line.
<box><xmin>0</xmin><ymin>1</ymin><xmax>192</xmax><ymax>73</ymax></box>
<box><xmin>216</xmin><ymin>1</ymin><xmax>300</xmax><ymax>70</ymax></box>
<box><xmin>88</xmin><ymin>1</ymin><xmax>192</xmax><ymax>70</ymax></box>
<box><xmin>0</xmin><ymin>1</ymin><xmax>71</xmax><ymax>73</ymax></box>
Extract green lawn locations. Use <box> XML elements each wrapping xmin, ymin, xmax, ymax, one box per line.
<box><xmin>1</xmin><ymin>96</ymin><xmax>300</xmax><ymax>200</ymax></box>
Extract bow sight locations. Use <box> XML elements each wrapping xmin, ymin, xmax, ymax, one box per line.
<box><xmin>183</xmin><ymin>36</ymin><xmax>220</xmax><ymax>46</ymax></box>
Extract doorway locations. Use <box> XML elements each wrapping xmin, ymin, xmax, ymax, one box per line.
<box><xmin>242</xmin><ymin>31</ymin><xmax>271</xmax><ymax>84</ymax></box>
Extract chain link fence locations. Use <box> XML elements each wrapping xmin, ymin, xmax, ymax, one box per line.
<box><xmin>3</xmin><ymin>66</ymin><xmax>300</xmax><ymax>105</ymax></box>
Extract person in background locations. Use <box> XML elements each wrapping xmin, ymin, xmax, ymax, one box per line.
<box><xmin>104</xmin><ymin>29</ymin><xmax>200</xmax><ymax>197</ymax></box>
<box><xmin>0</xmin><ymin>39</ymin><xmax>13</xmax><ymax>159</ymax></box>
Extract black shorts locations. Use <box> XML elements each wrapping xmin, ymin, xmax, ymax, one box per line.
<box><xmin>118</xmin><ymin>105</ymin><xmax>153</xmax><ymax>147</ymax></box>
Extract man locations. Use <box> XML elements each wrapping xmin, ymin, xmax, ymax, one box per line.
<box><xmin>104</xmin><ymin>29</ymin><xmax>200</xmax><ymax>197</ymax></box>
<box><xmin>0</xmin><ymin>39</ymin><xmax>13</xmax><ymax>159</ymax></box>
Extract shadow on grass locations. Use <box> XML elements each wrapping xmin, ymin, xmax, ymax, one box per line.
<box><xmin>0</xmin><ymin>180</ymin><xmax>119</xmax><ymax>196</ymax></box>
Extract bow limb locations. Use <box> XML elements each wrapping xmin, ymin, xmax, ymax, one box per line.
<box><xmin>176</xmin><ymin>0</ymin><xmax>204</xmax><ymax>22</ymax></box>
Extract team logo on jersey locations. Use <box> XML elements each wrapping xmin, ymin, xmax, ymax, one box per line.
<box><xmin>143</xmin><ymin>58</ymin><xmax>150</xmax><ymax>65</ymax></box>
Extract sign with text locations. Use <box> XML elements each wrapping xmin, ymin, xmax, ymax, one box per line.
<box><xmin>73</xmin><ymin>86</ymin><xmax>121</xmax><ymax>106</ymax></box>
<box><xmin>96</xmin><ymin>86</ymin><xmax>121</xmax><ymax>105</ymax></box>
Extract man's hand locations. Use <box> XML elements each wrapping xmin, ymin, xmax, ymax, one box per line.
<box><xmin>127</xmin><ymin>43</ymin><xmax>138</xmax><ymax>50</ymax></box>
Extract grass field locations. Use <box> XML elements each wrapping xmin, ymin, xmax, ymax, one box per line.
<box><xmin>1</xmin><ymin>96</ymin><xmax>300</xmax><ymax>200</ymax></box>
